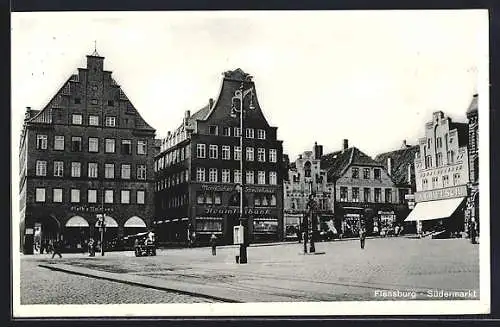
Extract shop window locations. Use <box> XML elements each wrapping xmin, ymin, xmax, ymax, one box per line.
<box><xmin>195</xmin><ymin>218</ymin><xmax>222</xmax><ymax>233</ymax></box>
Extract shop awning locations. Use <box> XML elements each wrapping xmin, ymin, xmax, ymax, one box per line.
<box><xmin>66</xmin><ymin>216</ymin><xmax>89</xmax><ymax>227</ymax></box>
<box><xmin>124</xmin><ymin>216</ymin><xmax>147</xmax><ymax>228</ymax></box>
<box><xmin>95</xmin><ymin>215</ymin><xmax>119</xmax><ymax>227</ymax></box>
<box><xmin>404</xmin><ymin>197</ymin><xmax>465</xmax><ymax>222</ymax></box>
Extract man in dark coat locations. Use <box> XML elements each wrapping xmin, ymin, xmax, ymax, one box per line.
<box><xmin>51</xmin><ymin>237</ymin><xmax>62</xmax><ymax>258</ymax></box>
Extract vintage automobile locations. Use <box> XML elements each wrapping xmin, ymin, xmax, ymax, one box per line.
<box><xmin>124</xmin><ymin>232</ymin><xmax>157</xmax><ymax>257</ymax></box>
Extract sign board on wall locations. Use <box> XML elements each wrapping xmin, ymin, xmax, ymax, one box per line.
<box><xmin>202</xmin><ymin>207</ymin><xmax>273</xmax><ymax>215</ymax></box>
<box><xmin>200</xmin><ymin>184</ymin><xmax>277</xmax><ymax>194</ymax></box>
<box><xmin>414</xmin><ymin>185</ymin><xmax>467</xmax><ymax>203</ymax></box>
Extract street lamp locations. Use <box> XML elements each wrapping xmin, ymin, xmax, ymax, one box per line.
<box><xmin>307</xmin><ymin>181</ymin><xmax>316</xmax><ymax>254</ymax></box>
<box><xmin>231</xmin><ymin>81</ymin><xmax>255</xmax><ymax>264</ymax></box>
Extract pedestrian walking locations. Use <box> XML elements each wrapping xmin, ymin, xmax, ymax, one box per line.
<box><xmin>394</xmin><ymin>225</ymin><xmax>400</xmax><ymax>237</ymax></box>
<box><xmin>51</xmin><ymin>238</ymin><xmax>62</xmax><ymax>259</ymax></box>
<box><xmin>88</xmin><ymin>238</ymin><xmax>95</xmax><ymax>256</ymax></box>
<box><xmin>470</xmin><ymin>220</ymin><xmax>477</xmax><ymax>244</ymax></box>
<box><xmin>359</xmin><ymin>226</ymin><xmax>366</xmax><ymax>249</ymax></box>
<box><xmin>209</xmin><ymin>233</ymin><xmax>217</xmax><ymax>256</ymax></box>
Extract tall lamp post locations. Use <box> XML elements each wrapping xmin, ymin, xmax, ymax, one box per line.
<box><xmin>231</xmin><ymin>81</ymin><xmax>255</xmax><ymax>264</ymax></box>
<box><xmin>307</xmin><ymin>180</ymin><xmax>316</xmax><ymax>253</ymax></box>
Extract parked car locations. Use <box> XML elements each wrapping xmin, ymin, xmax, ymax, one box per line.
<box><xmin>123</xmin><ymin>232</ymin><xmax>156</xmax><ymax>257</ymax></box>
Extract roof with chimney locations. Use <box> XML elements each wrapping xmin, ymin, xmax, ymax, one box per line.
<box><xmin>321</xmin><ymin>147</ymin><xmax>383</xmax><ymax>182</ymax></box>
<box><xmin>374</xmin><ymin>145</ymin><xmax>419</xmax><ymax>186</ymax></box>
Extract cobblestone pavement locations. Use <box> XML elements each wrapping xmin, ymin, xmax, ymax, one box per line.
<box><xmin>20</xmin><ymin>259</ymin><xmax>219</xmax><ymax>304</ymax></box>
<box><xmin>20</xmin><ymin>237</ymin><xmax>480</xmax><ymax>303</ymax></box>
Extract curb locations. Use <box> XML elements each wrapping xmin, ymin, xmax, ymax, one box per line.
<box><xmin>38</xmin><ymin>264</ymin><xmax>240</xmax><ymax>303</ymax></box>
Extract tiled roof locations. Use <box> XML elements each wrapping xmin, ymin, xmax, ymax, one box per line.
<box><xmin>450</xmin><ymin>122</ymin><xmax>469</xmax><ymax>147</ymax></box>
<box><xmin>321</xmin><ymin>147</ymin><xmax>382</xmax><ymax>181</ymax></box>
<box><xmin>374</xmin><ymin>145</ymin><xmax>419</xmax><ymax>186</ymax></box>
<box><xmin>467</xmin><ymin>94</ymin><xmax>478</xmax><ymax>114</ymax></box>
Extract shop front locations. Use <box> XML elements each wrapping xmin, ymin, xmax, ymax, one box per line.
<box><xmin>405</xmin><ymin>185</ymin><xmax>467</xmax><ymax>237</ymax></box>
<box><xmin>284</xmin><ymin>212</ymin><xmax>303</xmax><ymax>240</ymax></box>
<box><xmin>64</xmin><ymin>215</ymin><xmax>90</xmax><ymax>252</ymax></box>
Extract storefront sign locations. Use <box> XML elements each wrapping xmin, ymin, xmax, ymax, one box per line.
<box><xmin>200</xmin><ymin>184</ymin><xmax>276</xmax><ymax>194</ymax></box>
<box><xmin>415</xmin><ymin>185</ymin><xmax>467</xmax><ymax>203</ymax></box>
<box><xmin>25</xmin><ymin>228</ymin><xmax>34</xmax><ymax>235</ymax></box>
<box><xmin>70</xmin><ymin>206</ymin><xmax>114</xmax><ymax>213</ymax></box>
<box><xmin>204</xmin><ymin>207</ymin><xmax>272</xmax><ymax>215</ymax></box>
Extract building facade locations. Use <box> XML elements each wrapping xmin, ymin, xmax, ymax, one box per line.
<box><xmin>466</xmin><ymin>94</ymin><xmax>479</xmax><ymax>237</ymax></box>
<box><xmin>283</xmin><ymin>143</ymin><xmax>335</xmax><ymax>239</ymax></box>
<box><xmin>19</xmin><ymin>53</ymin><xmax>157</xmax><ymax>254</ymax></box>
<box><xmin>405</xmin><ymin>111</ymin><xmax>469</xmax><ymax>236</ymax></box>
<box><xmin>154</xmin><ymin>69</ymin><xmax>285</xmax><ymax>246</ymax></box>
<box><xmin>320</xmin><ymin>140</ymin><xmax>403</xmax><ymax>237</ymax></box>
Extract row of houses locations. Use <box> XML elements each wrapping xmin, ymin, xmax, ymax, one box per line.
<box><xmin>18</xmin><ymin>52</ymin><xmax>479</xmax><ymax>254</ymax></box>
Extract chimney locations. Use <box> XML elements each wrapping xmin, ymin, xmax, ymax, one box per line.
<box><xmin>343</xmin><ymin>139</ymin><xmax>349</xmax><ymax>151</ymax></box>
<box><xmin>184</xmin><ymin>110</ymin><xmax>190</xmax><ymax>126</ymax></box>
<box><xmin>402</xmin><ymin>140</ymin><xmax>407</xmax><ymax>148</ymax></box>
<box><xmin>209</xmin><ymin>98</ymin><xmax>214</xmax><ymax>109</ymax></box>
<box><xmin>387</xmin><ymin>157</ymin><xmax>393</xmax><ymax>176</ymax></box>
<box><xmin>313</xmin><ymin>142</ymin><xmax>323</xmax><ymax>160</ymax></box>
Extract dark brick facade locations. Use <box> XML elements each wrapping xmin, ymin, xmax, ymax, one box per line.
<box><xmin>19</xmin><ymin>54</ymin><xmax>157</xmax><ymax>254</ymax></box>
<box><xmin>154</xmin><ymin>69</ymin><xmax>284</xmax><ymax>246</ymax></box>
<box><xmin>466</xmin><ymin>94</ymin><xmax>479</xmax><ymax>235</ymax></box>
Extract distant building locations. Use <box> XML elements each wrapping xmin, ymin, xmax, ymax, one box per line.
<box><xmin>466</xmin><ymin>94</ymin><xmax>479</xmax><ymax>236</ymax></box>
<box><xmin>321</xmin><ymin>139</ymin><xmax>402</xmax><ymax>237</ymax></box>
<box><xmin>154</xmin><ymin>69</ymin><xmax>285</xmax><ymax>245</ymax></box>
<box><xmin>406</xmin><ymin>111</ymin><xmax>469</xmax><ymax>236</ymax></box>
<box><xmin>374</xmin><ymin>141</ymin><xmax>420</xmax><ymax>226</ymax></box>
<box><xmin>19</xmin><ymin>52</ymin><xmax>157</xmax><ymax>254</ymax></box>
<box><xmin>283</xmin><ymin>142</ymin><xmax>335</xmax><ymax>239</ymax></box>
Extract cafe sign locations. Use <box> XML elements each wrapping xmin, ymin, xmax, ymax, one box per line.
<box><xmin>70</xmin><ymin>206</ymin><xmax>114</xmax><ymax>213</ymax></box>
<box><xmin>200</xmin><ymin>184</ymin><xmax>276</xmax><ymax>194</ymax></box>
<box><xmin>203</xmin><ymin>207</ymin><xmax>272</xmax><ymax>215</ymax></box>
<box><xmin>414</xmin><ymin>185</ymin><xmax>468</xmax><ymax>203</ymax></box>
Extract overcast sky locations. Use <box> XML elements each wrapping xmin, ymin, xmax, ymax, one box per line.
<box><xmin>12</xmin><ymin>10</ymin><xmax>487</xmax><ymax>162</ymax></box>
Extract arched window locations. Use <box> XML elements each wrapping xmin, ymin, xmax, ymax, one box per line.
<box><xmin>304</xmin><ymin>161</ymin><xmax>312</xmax><ymax>178</ymax></box>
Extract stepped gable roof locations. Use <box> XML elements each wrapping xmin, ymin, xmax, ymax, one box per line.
<box><xmin>467</xmin><ymin>94</ymin><xmax>478</xmax><ymax>114</ymax></box>
<box><xmin>321</xmin><ymin>147</ymin><xmax>382</xmax><ymax>181</ymax></box>
<box><xmin>374</xmin><ymin>145</ymin><xmax>419</xmax><ymax>185</ymax></box>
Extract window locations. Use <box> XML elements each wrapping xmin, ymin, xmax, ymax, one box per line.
<box><xmin>270</xmin><ymin>194</ymin><xmax>276</xmax><ymax>206</ymax></box>
<box><xmin>88</xmin><ymin>163</ymin><xmax>98</xmax><ymax>178</ymax></box>
<box><xmin>437</xmin><ymin>137</ymin><xmax>442</xmax><ymax>148</ymax></box>
<box><xmin>447</xmin><ymin>151</ymin><xmax>455</xmax><ymax>164</ymax></box>
<box><xmin>245</xmin><ymin>128</ymin><xmax>254</xmax><ymax>138</ymax></box>
<box><xmin>105</xmin><ymin>164</ymin><xmax>114</xmax><ymax>179</ymax></box>
<box><xmin>88</xmin><ymin>137</ymin><xmax>99</xmax><ymax>152</ymax></box>
<box><xmin>36</xmin><ymin>160</ymin><xmax>47</xmax><ymax>176</ymax></box>
<box><xmin>258</xmin><ymin>171</ymin><xmax>266</xmax><ymax>184</ymax></box>
<box><xmin>223</xmin><ymin>127</ymin><xmax>231</xmax><ymax>136</ymax></box>
<box><xmin>209</xmin><ymin>145</ymin><xmax>218</xmax><ymax>159</ymax></box>
<box><xmin>374</xmin><ymin>168</ymin><xmax>381</xmax><ymax>180</ymax></box>
<box><xmin>72</xmin><ymin>114</ymin><xmax>82</xmax><ymax>125</ymax></box>
<box><xmin>425</xmin><ymin>155</ymin><xmax>432</xmax><ymax>168</ymax></box>
<box><xmin>90</xmin><ymin>99</ymin><xmax>98</xmax><ymax>105</ymax></box>
<box><xmin>196</xmin><ymin>168</ymin><xmax>206</xmax><ymax>182</ymax></box>
<box><xmin>137</xmin><ymin>165</ymin><xmax>146</xmax><ymax>180</ymax></box>
<box><xmin>89</xmin><ymin>115</ymin><xmax>99</xmax><ymax>126</ymax></box>
<box><xmin>105</xmin><ymin>139</ymin><xmax>115</xmax><ymax>153</ymax></box>
<box><xmin>197</xmin><ymin>144</ymin><xmax>206</xmax><ymax>158</ymax></box>
<box><xmin>269</xmin><ymin>149</ymin><xmax>277</xmax><ymax>163</ymax></box>
<box><xmin>246</xmin><ymin>171</ymin><xmax>254</xmax><ymax>184</ymax></box>
<box><xmin>36</xmin><ymin>135</ymin><xmax>48</xmax><ymax>150</ymax></box>
<box><xmin>374</xmin><ymin>188</ymin><xmax>381</xmax><ymax>202</ymax></box>
<box><xmin>340</xmin><ymin>187</ymin><xmax>348</xmax><ymax>201</ymax></box>
<box><xmin>121</xmin><ymin>190</ymin><xmax>130</xmax><ymax>204</ymax></box>
<box><xmin>385</xmin><ymin>189</ymin><xmax>392</xmax><ymax>203</ymax></box>
<box><xmin>180</xmin><ymin>147</ymin><xmax>185</xmax><ymax>161</ymax></box>
<box><xmin>257</xmin><ymin>129</ymin><xmax>266</xmax><ymax>139</ymax></box>
<box><xmin>121</xmin><ymin>164</ymin><xmax>131</xmax><ymax>179</ymax></box>
<box><xmin>137</xmin><ymin>140</ymin><xmax>147</xmax><ymax>155</ymax></box>
<box><xmin>107</xmin><ymin>100</ymin><xmax>114</xmax><ymax>107</ymax></box>
<box><xmin>53</xmin><ymin>189</ymin><xmax>62</xmax><ymax>203</ymax></box>
<box><xmin>121</xmin><ymin>140</ymin><xmax>132</xmax><ymax>154</ymax></box>
<box><xmin>234</xmin><ymin>146</ymin><xmax>241</xmax><ymax>160</ymax></box>
<box><xmin>234</xmin><ymin>127</ymin><xmax>241</xmax><ymax>137</ymax></box>
<box><xmin>432</xmin><ymin>177</ymin><xmax>438</xmax><ymax>188</ymax></box>
<box><xmin>436</xmin><ymin>153</ymin><xmax>443</xmax><ymax>167</ymax></box>
<box><xmin>422</xmin><ymin>178</ymin><xmax>428</xmax><ymax>190</ymax></box>
<box><xmin>208</xmin><ymin>125</ymin><xmax>218</xmax><ymax>135</ymax></box>
<box><xmin>88</xmin><ymin>189</ymin><xmax>97</xmax><ymax>203</ymax></box>
<box><xmin>222</xmin><ymin>169</ymin><xmax>231</xmax><ymax>183</ymax></box>
<box><xmin>137</xmin><ymin>190</ymin><xmax>145</xmax><ymax>204</ymax></box>
<box><xmin>352</xmin><ymin>187</ymin><xmax>359</xmax><ymax>202</ymax></box>
<box><xmin>453</xmin><ymin>173</ymin><xmax>461</xmax><ymax>185</ymax></box>
<box><xmin>53</xmin><ymin>161</ymin><xmax>64</xmax><ymax>177</ymax></box>
<box><xmin>222</xmin><ymin>146</ymin><xmax>230</xmax><ymax>160</ymax></box>
<box><xmin>105</xmin><ymin>116</ymin><xmax>116</xmax><ymax>127</ymax></box>
<box><xmin>442</xmin><ymin>175</ymin><xmax>450</xmax><ymax>187</ymax></box>
<box><xmin>71</xmin><ymin>189</ymin><xmax>80</xmax><ymax>203</ymax></box>
<box><xmin>364</xmin><ymin>188</ymin><xmax>371</xmax><ymax>202</ymax></box>
<box><xmin>208</xmin><ymin>168</ymin><xmax>218</xmax><ymax>182</ymax></box>
<box><xmin>71</xmin><ymin>162</ymin><xmax>81</xmax><ymax>177</ymax></box>
<box><xmin>234</xmin><ymin>170</ymin><xmax>242</xmax><ymax>184</ymax></box>
<box><xmin>363</xmin><ymin>168</ymin><xmax>370</xmax><ymax>179</ymax></box>
<box><xmin>74</xmin><ymin>98</ymin><xmax>81</xmax><ymax>104</ymax></box>
<box><xmin>35</xmin><ymin>188</ymin><xmax>45</xmax><ymax>202</ymax></box>
<box><xmin>71</xmin><ymin>136</ymin><xmax>82</xmax><ymax>152</ymax></box>
<box><xmin>54</xmin><ymin>136</ymin><xmax>64</xmax><ymax>150</ymax></box>
<box><xmin>257</xmin><ymin>148</ymin><xmax>266</xmax><ymax>162</ymax></box>
<box><xmin>269</xmin><ymin>171</ymin><xmax>277</xmax><ymax>185</ymax></box>
<box><xmin>246</xmin><ymin>147</ymin><xmax>254</xmax><ymax>161</ymax></box>
<box><xmin>104</xmin><ymin>190</ymin><xmax>114</xmax><ymax>204</ymax></box>
<box><xmin>352</xmin><ymin>167</ymin><xmax>359</xmax><ymax>179</ymax></box>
